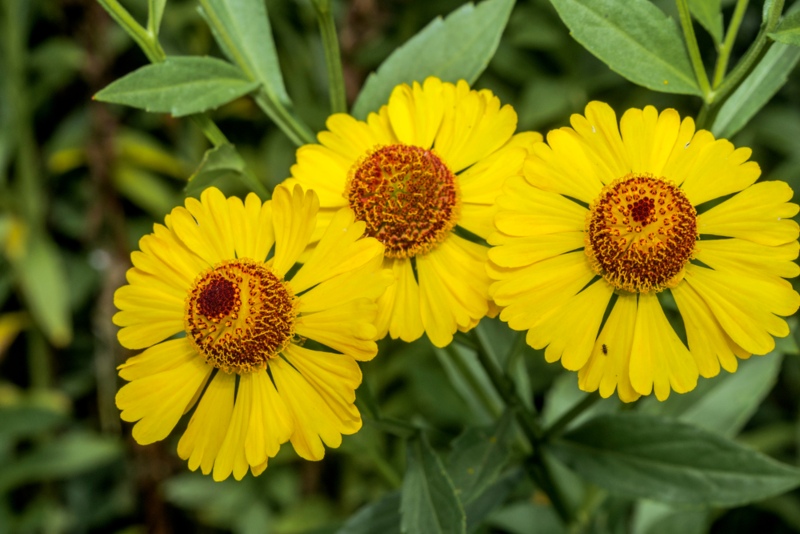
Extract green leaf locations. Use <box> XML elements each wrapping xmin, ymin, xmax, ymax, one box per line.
<box><xmin>337</xmin><ymin>492</ymin><xmax>401</xmax><ymax>534</ymax></box>
<box><xmin>639</xmin><ymin>351</ymin><xmax>784</xmax><ymax>438</ymax></box>
<box><xmin>711</xmin><ymin>42</ymin><xmax>800</xmax><ymax>138</ymax></box>
<box><xmin>435</xmin><ymin>346</ymin><xmax>503</xmax><ymax>424</ymax></box>
<box><xmin>446</xmin><ymin>410</ymin><xmax>514</xmax><ymax>505</ymax></box>
<box><xmin>186</xmin><ymin>143</ymin><xmax>246</xmax><ymax>197</ymax></box>
<box><xmin>632</xmin><ymin>501</ymin><xmax>708</xmax><ymax>534</ymax></box>
<box><xmin>464</xmin><ymin>470</ymin><xmax>523</xmax><ymax>533</ymax></box>
<box><xmin>14</xmin><ymin>232</ymin><xmax>72</xmax><ymax>347</ymax></box>
<box><xmin>401</xmin><ymin>434</ymin><xmax>466</xmax><ymax>534</ymax></box>
<box><xmin>198</xmin><ymin>0</ymin><xmax>291</xmax><ymax>106</ymax></box>
<box><xmin>0</xmin><ymin>405</ymin><xmax>66</xmax><ymax>440</ymax></box>
<box><xmin>94</xmin><ymin>56</ymin><xmax>260</xmax><ymax>117</ymax></box>
<box><xmin>770</xmin><ymin>9</ymin><xmax>800</xmax><ymax>45</ymax></box>
<box><xmin>112</xmin><ymin>164</ymin><xmax>178</xmax><ymax>218</ymax></box>
<box><xmin>548</xmin><ymin>413</ymin><xmax>800</xmax><ymax>506</ymax></box>
<box><xmin>548</xmin><ymin>0</ymin><xmax>701</xmax><ymax>95</ymax></box>
<box><xmin>351</xmin><ymin>0</ymin><xmax>515</xmax><ymax>119</ymax></box>
<box><xmin>0</xmin><ymin>432</ymin><xmax>121</xmax><ymax>491</ymax></box>
<box><xmin>688</xmin><ymin>0</ymin><xmax>722</xmax><ymax>43</ymax></box>
<box><xmin>148</xmin><ymin>0</ymin><xmax>167</xmax><ymax>35</ymax></box>
<box><xmin>486</xmin><ymin>500</ymin><xmax>565</xmax><ymax>534</ymax></box>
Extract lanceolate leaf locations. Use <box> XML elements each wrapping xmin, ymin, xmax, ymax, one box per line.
<box><xmin>351</xmin><ymin>0</ymin><xmax>515</xmax><ymax>119</ymax></box>
<box><xmin>447</xmin><ymin>410</ymin><xmax>514</xmax><ymax>505</ymax></box>
<box><xmin>94</xmin><ymin>56</ymin><xmax>260</xmax><ymax>117</ymax></box>
<box><xmin>688</xmin><ymin>0</ymin><xmax>723</xmax><ymax>44</ymax></box>
<box><xmin>770</xmin><ymin>10</ymin><xmax>800</xmax><ymax>46</ymax></box>
<box><xmin>639</xmin><ymin>351</ymin><xmax>784</xmax><ymax>438</ymax></box>
<box><xmin>401</xmin><ymin>434</ymin><xmax>466</xmax><ymax>534</ymax></box>
<box><xmin>548</xmin><ymin>0</ymin><xmax>701</xmax><ymax>95</ymax></box>
<box><xmin>198</xmin><ymin>0</ymin><xmax>291</xmax><ymax>106</ymax></box>
<box><xmin>549</xmin><ymin>413</ymin><xmax>800</xmax><ymax>507</ymax></box>
<box><xmin>186</xmin><ymin>143</ymin><xmax>247</xmax><ymax>197</ymax></box>
<box><xmin>337</xmin><ymin>492</ymin><xmax>402</xmax><ymax>534</ymax></box>
<box><xmin>711</xmin><ymin>42</ymin><xmax>800</xmax><ymax>138</ymax></box>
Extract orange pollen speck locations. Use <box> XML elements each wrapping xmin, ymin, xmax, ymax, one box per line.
<box><xmin>585</xmin><ymin>173</ymin><xmax>698</xmax><ymax>294</ymax></box>
<box><xmin>184</xmin><ymin>259</ymin><xmax>296</xmax><ymax>374</ymax></box>
<box><xmin>346</xmin><ymin>144</ymin><xmax>460</xmax><ymax>259</ymax></box>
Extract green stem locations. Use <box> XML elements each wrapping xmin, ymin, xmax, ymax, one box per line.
<box><xmin>444</xmin><ymin>344</ymin><xmax>503</xmax><ymax>419</ymax></box>
<box><xmin>97</xmin><ymin>0</ymin><xmax>238</xmax><ymax>151</ymax></box>
<box><xmin>712</xmin><ymin>0</ymin><xmax>785</xmax><ymax>104</ymax></box>
<box><xmin>254</xmin><ymin>93</ymin><xmax>315</xmax><ymax>146</ymax></box>
<box><xmin>543</xmin><ymin>392</ymin><xmax>601</xmax><ymax>441</ymax></box>
<box><xmin>468</xmin><ymin>331</ymin><xmax>572</xmax><ymax>524</ymax></box>
<box><xmin>676</xmin><ymin>0</ymin><xmax>712</xmax><ymax>100</ymax></box>
<box><xmin>712</xmin><ymin>0</ymin><xmax>750</xmax><ymax>88</ymax></box>
<box><xmin>312</xmin><ymin>0</ymin><xmax>348</xmax><ymax>114</ymax></box>
<box><xmin>505</xmin><ymin>330</ymin><xmax>528</xmax><ymax>374</ymax></box>
<box><xmin>96</xmin><ymin>0</ymin><xmax>165</xmax><ymax>63</ymax></box>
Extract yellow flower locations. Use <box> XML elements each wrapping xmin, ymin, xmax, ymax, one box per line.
<box><xmin>113</xmin><ymin>185</ymin><xmax>392</xmax><ymax>480</ymax></box>
<box><xmin>284</xmin><ymin>77</ymin><xmax>541</xmax><ymax>347</ymax></box>
<box><xmin>488</xmin><ymin>102</ymin><xmax>800</xmax><ymax>402</ymax></box>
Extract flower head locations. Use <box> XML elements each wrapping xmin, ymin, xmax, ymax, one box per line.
<box><xmin>284</xmin><ymin>76</ymin><xmax>542</xmax><ymax>347</ymax></box>
<box><xmin>114</xmin><ymin>185</ymin><xmax>392</xmax><ymax>480</ymax></box>
<box><xmin>488</xmin><ymin>102</ymin><xmax>800</xmax><ymax>401</ymax></box>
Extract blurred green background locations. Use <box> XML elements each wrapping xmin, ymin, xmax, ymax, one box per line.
<box><xmin>2</xmin><ymin>0</ymin><xmax>800</xmax><ymax>532</ymax></box>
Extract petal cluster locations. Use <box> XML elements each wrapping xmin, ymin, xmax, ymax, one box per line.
<box><xmin>489</xmin><ymin>102</ymin><xmax>800</xmax><ymax>401</ymax></box>
<box><xmin>114</xmin><ymin>185</ymin><xmax>392</xmax><ymax>480</ymax></box>
<box><xmin>285</xmin><ymin>77</ymin><xmax>542</xmax><ymax>347</ymax></box>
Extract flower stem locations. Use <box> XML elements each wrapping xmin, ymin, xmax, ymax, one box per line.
<box><xmin>97</xmin><ymin>0</ymin><xmax>234</xmax><ymax>150</ymax></box>
<box><xmin>468</xmin><ymin>330</ymin><xmax>572</xmax><ymax>524</ymax></box>
<box><xmin>542</xmin><ymin>392</ymin><xmax>601</xmax><ymax>441</ymax></box>
<box><xmin>443</xmin><ymin>344</ymin><xmax>503</xmax><ymax>419</ymax></box>
<box><xmin>312</xmin><ymin>0</ymin><xmax>348</xmax><ymax>114</ymax></box>
<box><xmin>711</xmin><ymin>0</ymin><xmax>750</xmax><ymax>88</ymax></box>
<box><xmin>676</xmin><ymin>0</ymin><xmax>712</xmax><ymax>101</ymax></box>
<box><xmin>712</xmin><ymin>0</ymin><xmax>785</xmax><ymax>104</ymax></box>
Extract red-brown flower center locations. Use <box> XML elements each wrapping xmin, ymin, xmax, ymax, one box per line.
<box><xmin>346</xmin><ymin>144</ymin><xmax>460</xmax><ymax>259</ymax></box>
<box><xmin>184</xmin><ymin>259</ymin><xmax>296</xmax><ymax>374</ymax></box>
<box><xmin>585</xmin><ymin>174</ymin><xmax>698</xmax><ymax>293</ymax></box>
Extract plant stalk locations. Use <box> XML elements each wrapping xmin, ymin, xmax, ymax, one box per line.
<box><xmin>312</xmin><ymin>0</ymin><xmax>348</xmax><ymax>114</ymax></box>
<box><xmin>676</xmin><ymin>0</ymin><xmax>713</xmax><ymax>101</ymax></box>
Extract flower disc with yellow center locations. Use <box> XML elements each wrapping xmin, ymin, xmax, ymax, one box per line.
<box><xmin>585</xmin><ymin>174</ymin><xmax>698</xmax><ymax>294</ymax></box>
<box><xmin>346</xmin><ymin>144</ymin><xmax>460</xmax><ymax>259</ymax></box>
<box><xmin>185</xmin><ymin>259</ymin><xmax>296</xmax><ymax>374</ymax></box>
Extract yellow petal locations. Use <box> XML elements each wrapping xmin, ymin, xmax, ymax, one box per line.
<box><xmin>488</xmin><ymin>232</ymin><xmax>585</xmax><ymax>269</ymax></box>
<box><xmin>434</xmin><ymin>80</ymin><xmax>517</xmax><ymax>172</ymax></box>
<box><xmin>269</xmin><ymin>357</ymin><xmax>360</xmax><ymax>461</ymax></box>
<box><xmin>387</xmin><ymin>77</ymin><xmax>445</xmax><ymax>148</ymax></box>
<box><xmin>417</xmin><ymin>235</ymin><xmax>490</xmax><ymax>347</ymax></box>
<box><xmin>115</xmin><ymin>318</ymin><xmax>184</xmax><ymax>350</ymax></box>
<box><xmin>578</xmin><ymin>294</ymin><xmax>641</xmax><ymax>402</ymax></box>
<box><xmin>177</xmin><ymin>371</ymin><xmax>235</xmax><ymax>475</ymax></box>
<box><xmin>283</xmin><ymin>344</ymin><xmax>361</xmax><ymax>422</ymax></box>
<box><xmin>568</xmin><ymin>101</ymin><xmax>630</xmax><ymax>184</ymax></box>
<box><xmin>629</xmin><ymin>294</ymin><xmax>698</xmax><ymax>401</ymax></box>
<box><xmin>620</xmin><ymin>106</ymin><xmax>682</xmax><ymax>176</ymax></box>
<box><xmin>287</xmin><ymin>144</ymin><xmax>351</xmax><ymax>207</ymax></box>
<box><xmin>297</xmin><ymin>254</ymin><xmax>392</xmax><ymax>313</ymax></box>
<box><xmin>118</xmin><ymin>337</ymin><xmax>198</xmax><ymax>381</ymax></box>
<box><xmin>116</xmin><ymin>356</ymin><xmax>212</xmax><ymax>445</ymax></box>
<box><xmin>695</xmin><ymin>238</ymin><xmax>800</xmax><ymax>280</ymax></box>
<box><xmin>684</xmin><ymin>265</ymin><xmax>797</xmax><ymax>354</ymax></box>
<box><xmin>494</xmin><ymin>176</ymin><xmax>586</xmax><ymax>237</ymax></box>
<box><xmin>672</xmin><ymin>282</ymin><xmax>741</xmax><ymax>376</ymax></box>
<box><xmin>244</xmin><ymin>371</ymin><xmax>293</xmax><ymax>466</ymax></box>
<box><xmin>295</xmin><ymin>299</ymin><xmax>379</xmax><ymax>361</ymax></box>
<box><xmin>228</xmin><ymin>193</ymin><xmax>275</xmax><ymax>262</ymax></box>
<box><xmin>527</xmin><ymin>280</ymin><xmax>613</xmax><ymax>371</ymax></box>
<box><xmin>213</xmin><ymin>376</ymin><xmax>253</xmax><ymax>481</ymax></box>
<box><xmin>290</xmin><ymin>207</ymin><xmax>386</xmax><ymax>293</ymax></box>
<box><xmin>697</xmin><ymin>181</ymin><xmax>799</xmax><ymax>246</ymax></box>
<box><xmin>271</xmin><ymin>184</ymin><xmax>320</xmax><ymax>278</ymax></box>
<box><xmin>491</xmin><ymin>251</ymin><xmax>595</xmax><ymax>331</ymax></box>
<box><xmin>382</xmin><ymin>258</ymin><xmax>425</xmax><ymax>342</ymax></box>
